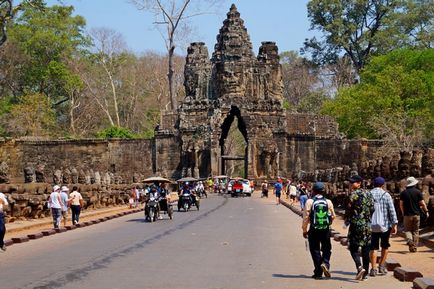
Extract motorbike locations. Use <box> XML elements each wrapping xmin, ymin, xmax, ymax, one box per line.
<box><xmin>145</xmin><ymin>195</ymin><xmax>160</xmax><ymax>222</ymax></box>
<box><xmin>158</xmin><ymin>190</ymin><xmax>174</xmax><ymax>220</ymax></box>
<box><xmin>196</xmin><ymin>187</ymin><xmax>207</xmax><ymax>198</ymax></box>
<box><xmin>261</xmin><ymin>188</ymin><xmax>269</xmax><ymax>198</ymax></box>
<box><xmin>178</xmin><ymin>191</ymin><xmax>200</xmax><ymax>211</ymax></box>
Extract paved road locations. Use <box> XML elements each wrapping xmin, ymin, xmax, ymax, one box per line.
<box><xmin>0</xmin><ymin>194</ymin><xmax>412</xmax><ymax>289</ymax></box>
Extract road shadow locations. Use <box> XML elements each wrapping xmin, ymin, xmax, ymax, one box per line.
<box><xmin>272</xmin><ymin>272</ymin><xmax>358</xmax><ymax>283</ymax></box>
<box><xmin>126</xmin><ymin>218</ymin><xmax>146</xmax><ymax>223</ymax></box>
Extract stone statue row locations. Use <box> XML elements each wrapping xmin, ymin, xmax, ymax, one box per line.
<box><xmin>296</xmin><ymin>148</ymin><xmax>433</xmax><ymax>186</ymax></box>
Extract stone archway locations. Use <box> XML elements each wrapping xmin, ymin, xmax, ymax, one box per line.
<box><xmin>219</xmin><ymin>106</ymin><xmax>248</xmax><ymax>178</ymax></box>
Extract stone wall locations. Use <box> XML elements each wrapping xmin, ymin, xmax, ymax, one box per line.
<box><xmin>0</xmin><ymin>139</ymin><xmax>154</xmax><ymax>184</ymax></box>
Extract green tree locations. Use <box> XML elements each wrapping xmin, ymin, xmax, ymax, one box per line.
<box><xmin>322</xmin><ymin>49</ymin><xmax>433</xmax><ymax>151</ymax></box>
<box><xmin>304</xmin><ymin>0</ymin><xmax>434</xmax><ymax>73</ymax></box>
<box><xmin>1</xmin><ymin>93</ymin><xmax>55</xmax><ymax>137</ymax></box>
<box><xmin>0</xmin><ymin>0</ymin><xmax>43</xmax><ymax>47</ymax></box>
<box><xmin>7</xmin><ymin>4</ymin><xmax>89</xmax><ymax>108</ymax></box>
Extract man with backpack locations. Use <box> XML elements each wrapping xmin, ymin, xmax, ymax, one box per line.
<box><xmin>369</xmin><ymin>177</ymin><xmax>398</xmax><ymax>277</ymax></box>
<box><xmin>344</xmin><ymin>175</ymin><xmax>374</xmax><ymax>281</ymax></box>
<box><xmin>302</xmin><ymin>182</ymin><xmax>336</xmax><ymax>279</ymax></box>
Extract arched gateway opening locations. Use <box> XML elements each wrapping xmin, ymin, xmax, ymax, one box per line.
<box><xmin>219</xmin><ymin>106</ymin><xmax>248</xmax><ymax>178</ymax></box>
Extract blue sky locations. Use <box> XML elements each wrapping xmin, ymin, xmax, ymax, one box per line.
<box><xmin>46</xmin><ymin>0</ymin><xmax>317</xmax><ymax>56</ymax></box>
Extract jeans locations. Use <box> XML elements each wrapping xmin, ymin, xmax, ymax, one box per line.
<box><xmin>0</xmin><ymin>212</ymin><xmax>5</xmax><ymax>247</ymax></box>
<box><xmin>70</xmin><ymin>205</ymin><xmax>81</xmax><ymax>224</ymax></box>
<box><xmin>51</xmin><ymin>208</ymin><xmax>62</xmax><ymax>228</ymax></box>
<box><xmin>308</xmin><ymin>228</ymin><xmax>332</xmax><ymax>276</ymax></box>
<box><xmin>349</xmin><ymin>243</ymin><xmax>370</xmax><ymax>272</ymax></box>
<box><xmin>300</xmin><ymin>195</ymin><xmax>308</xmax><ymax>210</ymax></box>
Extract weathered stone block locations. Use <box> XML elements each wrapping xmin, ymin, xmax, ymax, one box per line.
<box><xmin>75</xmin><ymin>223</ymin><xmax>87</xmax><ymax>228</ymax></box>
<box><xmin>333</xmin><ymin>234</ymin><xmax>342</xmax><ymax>241</ymax></box>
<box><xmin>91</xmin><ymin>220</ymin><xmax>100</xmax><ymax>224</ymax></box>
<box><xmin>65</xmin><ymin>225</ymin><xmax>76</xmax><ymax>230</ymax></box>
<box><xmin>83</xmin><ymin>221</ymin><xmax>93</xmax><ymax>226</ymax></box>
<box><xmin>42</xmin><ymin>229</ymin><xmax>56</xmax><ymax>236</ymax></box>
<box><xmin>340</xmin><ymin>238</ymin><xmax>348</xmax><ymax>246</ymax></box>
<box><xmin>55</xmin><ymin>227</ymin><xmax>67</xmax><ymax>233</ymax></box>
<box><xmin>385</xmin><ymin>258</ymin><xmax>401</xmax><ymax>271</ymax></box>
<box><xmin>4</xmin><ymin>239</ymin><xmax>13</xmax><ymax>246</ymax></box>
<box><xmin>413</xmin><ymin>278</ymin><xmax>434</xmax><ymax>289</ymax></box>
<box><xmin>27</xmin><ymin>233</ymin><xmax>43</xmax><ymax>239</ymax></box>
<box><xmin>394</xmin><ymin>267</ymin><xmax>423</xmax><ymax>282</ymax></box>
<box><xmin>12</xmin><ymin>236</ymin><xmax>29</xmax><ymax>243</ymax></box>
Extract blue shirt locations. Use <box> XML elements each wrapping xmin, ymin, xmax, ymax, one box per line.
<box><xmin>274</xmin><ymin>182</ymin><xmax>283</xmax><ymax>193</ymax></box>
<box><xmin>60</xmin><ymin>192</ymin><xmax>69</xmax><ymax>211</ymax></box>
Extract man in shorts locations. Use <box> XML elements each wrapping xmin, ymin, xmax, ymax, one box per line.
<box><xmin>369</xmin><ymin>177</ymin><xmax>398</xmax><ymax>276</ymax></box>
<box><xmin>273</xmin><ymin>179</ymin><xmax>283</xmax><ymax>205</ymax></box>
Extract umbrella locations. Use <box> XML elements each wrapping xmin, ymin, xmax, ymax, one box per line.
<box><xmin>176</xmin><ymin>177</ymin><xmax>198</xmax><ymax>183</ymax></box>
<box><xmin>213</xmin><ymin>175</ymin><xmax>228</xmax><ymax>179</ymax></box>
<box><xmin>142</xmin><ymin>176</ymin><xmax>174</xmax><ymax>183</ymax></box>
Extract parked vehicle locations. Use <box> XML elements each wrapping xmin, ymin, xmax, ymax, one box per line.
<box><xmin>230</xmin><ymin>178</ymin><xmax>252</xmax><ymax>197</ymax></box>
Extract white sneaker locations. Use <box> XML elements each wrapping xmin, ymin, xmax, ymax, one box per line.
<box><xmin>356</xmin><ymin>266</ymin><xmax>366</xmax><ymax>280</ymax></box>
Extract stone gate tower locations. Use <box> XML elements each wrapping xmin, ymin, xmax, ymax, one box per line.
<box><xmin>155</xmin><ymin>4</ymin><xmax>340</xmax><ymax>179</ymax></box>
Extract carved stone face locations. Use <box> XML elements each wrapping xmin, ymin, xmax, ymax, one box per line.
<box><xmin>220</xmin><ymin>63</ymin><xmax>245</xmax><ymax>96</ymax></box>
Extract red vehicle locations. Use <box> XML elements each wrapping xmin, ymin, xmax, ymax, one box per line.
<box><xmin>231</xmin><ymin>181</ymin><xmax>244</xmax><ymax>197</ymax></box>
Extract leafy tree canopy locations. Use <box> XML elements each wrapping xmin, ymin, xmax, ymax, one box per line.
<box><xmin>321</xmin><ymin>48</ymin><xmax>433</xmax><ymax>150</ymax></box>
<box><xmin>304</xmin><ymin>0</ymin><xmax>434</xmax><ymax>72</ymax></box>
<box><xmin>7</xmin><ymin>4</ymin><xmax>89</xmax><ymax>104</ymax></box>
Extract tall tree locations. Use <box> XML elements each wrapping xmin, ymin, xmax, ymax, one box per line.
<box><xmin>0</xmin><ymin>0</ymin><xmax>43</xmax><ymax>47</ymax></box>
<box><xmin>303</xmin><ymin>0</ymin><xmax>434</xmax><ymax>73</ymax></box>
<box><xmin>130</xmin><ymin>0</ymin><xmax>221</xmax><ymax>111</ymax></box>
<box><xmin>321</xmin><ymin>49</ymin><xmax>433</xmax><ymax>151</ymax></box>
<box><xmin>6</xmin><ymin>4</ymin><xmax>89</xmax><ymax>105</ymax></box>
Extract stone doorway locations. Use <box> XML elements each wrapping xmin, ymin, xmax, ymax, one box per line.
<box><xmin>219</xmin><ymin>106</ymin><xmax>248</xmax><ymax>178</ymax></box>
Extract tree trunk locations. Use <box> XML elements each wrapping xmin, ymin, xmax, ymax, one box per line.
<box><xmin>168</xmin><ymin>44</ymin><xmax>177</xmax><ymax>111</ymax></box>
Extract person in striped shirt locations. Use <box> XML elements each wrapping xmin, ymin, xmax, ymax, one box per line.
<box><xmin>369</xmin><ymin>177</ymin><xmax>398</xmax><ymax>277</ymax></box>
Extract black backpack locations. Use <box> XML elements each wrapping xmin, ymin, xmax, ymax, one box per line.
<box><xmin>310</xmin><ymin>196</ymin><xmax>330</xmax><ymax>230</ymax></box>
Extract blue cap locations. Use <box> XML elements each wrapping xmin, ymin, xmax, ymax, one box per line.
<box><xmin>348</xmin><ymin>175</ymin><xmax>363</xmax><ymax>183</ymax></box>
<box><xmin>373</xmin><ymin>177</ymin><xmax>385</xmax><ymax>187</ymax></box>
<box><xmin>312</xmin><ymin>182</ymin><xmax>325</xmax><ymax>192</ymax></box>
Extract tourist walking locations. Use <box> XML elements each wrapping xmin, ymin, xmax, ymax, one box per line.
<box><xmin>69</xmin><ymin>186</ymin><xmax>83</xmax><ymax>225</ymax></box>
<box><xmin>302</xmin><ymin>182</ymin><xmax>335</xmax><ymax>279</ymax></box>
<box><xmin>369</xmin><ymin>177</ymin><xmax>398</xmax><ymax>276</ymax></box>
<box><xmin>60</xmin><ymin>186</ymin><xmax>70</xmax><ymax>227</ymax></box>
<box><xmin>48</xmin><ymin>185</ymin><xmax>63</xmax><ymax>229</ymax></box>
<box><xmin>299</xmin><ymin>185</ymin><xmax>308</xmax><ymax>211</ymax></box>
<box><xmin>399</xmin><ymin>176</ymin><xmax>429</xmax><ymax>252</ymax></box>
<box><xmin>273</xmin><ymin>179</ymin><xmax>283</xmax><ymax>205</ymax></box>
<box><xmin>289</xmin><ymin>182</ymin><xmax>297</xmax><ymax>204</ymax></box>
<box><xmin>344</xmin><ymin>175</ymin><xmax>374</xmax><ymax>281</ymax></box>
<box><xmin>261</xmin><ymin>180</ymin><xmax>268</xmax><ymax>198</ymax></box>
<box><xmin>0</xmin><ymin>191</ymin><xmax>8</xmax><ymax>251</ymax></box>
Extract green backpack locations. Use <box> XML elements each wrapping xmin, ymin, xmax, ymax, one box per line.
<box><xmin>310</xmin><ymin>196</ymin><xmax>330</xmax><ymax>230</ymax></box>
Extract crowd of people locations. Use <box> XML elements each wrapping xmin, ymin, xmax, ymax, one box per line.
<box><xmin>47</xmin><ymin>185</ymin><xmax>84</xmax><ymax>228</ymax></box>
<box><xmin>300</xmin><ymin>175</ymin><xmax>429</xmax><ymax>281</ymax></box>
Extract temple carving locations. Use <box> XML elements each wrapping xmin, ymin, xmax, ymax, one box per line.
<box><xmin>156</xmin><ymin>4</ymin><xmax>340</xmax><ymax>179</ymax></box>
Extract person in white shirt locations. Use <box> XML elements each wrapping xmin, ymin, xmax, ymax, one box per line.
<box><xmin>69</xmin><ymin>186</ymin><xmax>84</xmax><ymax>225</ymax></box>
<box><xmin>48</xmin><ymin>185</ymin><xmax>63</xmax><ymax>228</ymax></box>
<box><xmin>0</xmin><ymin>191</ymin><xmax>8</xmax><ymax>251</ymax></box>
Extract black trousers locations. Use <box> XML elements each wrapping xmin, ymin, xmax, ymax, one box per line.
<box><xmin>0</xmin><ymin>212</ymin><xmax>5</xmax><ymax>247</ymax></box>
<box><xmin>308</xmin><ymin>228</ymin><xmax>332</xmax><ymax>276</ymax></box>
<box><xmin>349</xmin><ymin>243</ymin><xmax>370</xmax><ymax>272</ymax></box>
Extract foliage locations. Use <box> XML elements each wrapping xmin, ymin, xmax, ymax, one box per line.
<box><xmin>321</xmin><ymin>48</ymin><xmax>433</xmax><ymax>150</ymax></box>
<box><xmin>0</xmin><ymin>93</ymin><xmax>55</xmax><ymax>137</ymax></box>
<box><xmin>0</xmin><ymin>0</ymin><xmax>44</xmax><ymax>47</ymax></box>
<box><xmin>7</xmin><ymin>4</ymin><xmax>89</xmax><ymax>106</ymax></box>
<box><xmin>96</xmin><ymin>126</ymin><xmax>136</xmax><ymax>139</ymax></box>
<box><xmin>304</xmin><ymin>0</ymin><xmax>434</xmax><ymax>73</ymax></box>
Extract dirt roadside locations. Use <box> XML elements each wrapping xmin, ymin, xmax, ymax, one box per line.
<box><xmin>4</xmin><ymin>206</ymin><xmax>143</xmax><ymax>240</ymax></box>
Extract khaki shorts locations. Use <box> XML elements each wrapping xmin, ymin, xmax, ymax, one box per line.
<box><xmin>61</xmin><ymin>210</ymin><xmax>68</xmax><ymax>218</ymax></box>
